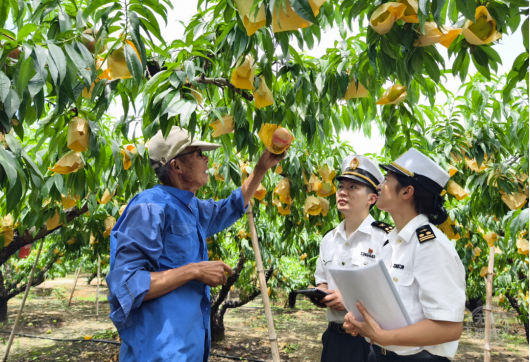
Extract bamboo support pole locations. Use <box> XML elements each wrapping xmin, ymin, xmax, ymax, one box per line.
<box><xmin>96</xmin><ymin>255</ymin><xmax>101</xmax><ymax>318</ymax></box>
<box><xmin>43</xmin><ymin>273</ymin><xmax>46</xmax><ymax>297</ymax></box>
<box><xmin>246</xmin><ymin>208</ymin><xmax>281</xmax><ymax>362</ymax></box>
<box><xmin>68</xmin><ymin>267</ymin><xmax>81</xmax><ymax>307</ymax></box>
<box><xmin>2</xmin><ymin>240</ymin><xmax>44</xmax><ymax>362</ymax></box>
<box><xmin>484</xmin><ymin>246</ymin><xmax>495</xmax><ymax>362</ymax></box>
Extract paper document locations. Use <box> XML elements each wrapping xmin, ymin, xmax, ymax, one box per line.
<box><xmin>328</xmin><ymin>259</ymin><xmax>412</xmax><ymax>330</ymax></box>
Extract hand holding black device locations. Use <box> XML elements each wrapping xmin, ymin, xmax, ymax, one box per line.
<box><xmin>295</xmin><ymin>288</ymin><xmax>329</xmax><ymax>308</ymax></box>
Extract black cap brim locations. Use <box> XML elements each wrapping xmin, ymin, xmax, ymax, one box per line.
<box><xmin>336</xmin><ymin>174</ymin><xmax>378</xmax><ymax>192</ymax></box>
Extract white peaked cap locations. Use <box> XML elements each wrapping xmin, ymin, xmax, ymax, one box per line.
<box><xmin>380</xmin><ymin>148</ymin><xmax>450</xmax><ymax>194</ymax></box>
<box><xmin>337</xmin><ymin>155</ymin><xmax>384</xmax><ymax>191</ymax></box>
<box><xmin>149</xmin><ymin>126</ymin><xmax>220</xmax><ymax>167</ymax></box>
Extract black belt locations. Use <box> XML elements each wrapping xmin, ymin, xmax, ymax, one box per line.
<box><xmin>328</xmin><ymin>322</ymin><xmax>349</xmax><ymax>334</ymax></box>
<box><xmin>377</xmin><ymin>347</ymin><xmax>449</xmax><ymax>360</ymax></box>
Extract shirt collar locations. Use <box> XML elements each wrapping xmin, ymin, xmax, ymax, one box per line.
<box><xmin>154</xmin><ymin>184</ymin><xmax>195</xmax><ymax>206</ymax></box>
<box><xmin>336</xmin><ymin>214</ymin><xmax>375</xmax><ymax>239</ymax></box>
<box><xmin>396</xmin><ymin>214</ymin><xmax>429</xmax><ymax>243</ymax></box>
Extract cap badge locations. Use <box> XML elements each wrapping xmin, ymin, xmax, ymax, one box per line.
<box><xmin>350</xmin><ymin>158</ymin><xmax>359</xmax><ymax>170</ymax></box>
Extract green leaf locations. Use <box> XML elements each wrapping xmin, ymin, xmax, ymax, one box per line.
<box><xmin>522</xmin><ymin>17</ymin><xmax>529</xmax><ymax>53</ymax></box>
<box><xmin>456</xmin><ymin>0</ymin><xmax>475</xmax><ymax>22</ymax></box>
<box><xmin>47</xmin><ymin>44</ymin><xmax>67</xmax><ymax>85</ymax></box>
<box><xmin>471</xmin><ymin>46</ymin><xmax>491</xmax><ymax>79</ymax></box>
<box><xmin>16</xmin><ymin>56</ymin><xmax>34</xmax><ymax>98</ymax></box>
<box><xmin>0</xmin><ymin>147</ymin><xmax>17</xmax><ymax>190</ymax></box>
<box><xmin>232</xmin><ymin>28</ymin><xmax>248</xmax><ymax>61</ymax></box>
<box><xmin>0</xmin><ymin>71</ymin><xmax>10</xmax><ymax>102</ymax></box>
<box><xmin>290</xmin><ymin>0</ymin><xmax>318</xmax><ymax>24</ymax></box>
<box><xmin>184</xmin><ymin>60</ymin><xmax>195</xmax><ymax>83</ymax></box>
<box><xmin>128</xmin><ymin>11</ymin><xmax>147</xmax><ymax>68</ymax></box>
<box><xmin>423</xmin><ymin>53</ymin><xmax>440</xmax><ymax>83</ymax></box>
<box><xmin>64</xmin><ymin>43</ymin><xmax>91</xmax><ymax>85</ymax></box>
<box><xmin>124</xmin><ymin>43</ymin><xmax>143</xmax><ymax>87</ymax></box>
<box><xmin>480</xmin><ymin>46</ymin><xmax>502</xmax><ymax>64</ymax></box>
<box><xmin>16</xmin><ymin>23</ymin><xmax>38</xmax><ymax>40</ymax></box>
<box><xmin>432</xmin><ymin>0</ymin><xmax>446</xmax><ymax>25</ymax></box>
<box><xmin>5</xmin><ymin>175</ymin><xmax>22</xmax><ymax>214</ymax></box>
<box><xmin>58</xmin><ymin>7</ymin><xmax>72</xmax><ymax>33</ymax></box>
<box><xmin>4</xmin><ymin>89</ymin><xmax>20</xmax><ymax>119</ymax></box>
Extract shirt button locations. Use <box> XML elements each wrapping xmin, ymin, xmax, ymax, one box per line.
<box><xmin>397</xmin><ymin>240</ymin><xmax>402</xmax><ymax>244</ymax></box>
<box><xmin>393</xmin><ymin>277</ymin><xmax>398</xmax><ymax>282</ymax></box>
<box><xmin>345</xmin><ymin>242</ymin><xmax>349</xmax><ymax>246</ymax></box>
<box><xmin>364</xmin><ymin>262</ymin><xmax>368</xmax><ymax>265</ymax></box>
<box><xmin>342</xmin><ymin>262</ymin><xmax>345</xmax><ymax>265</ymax></box>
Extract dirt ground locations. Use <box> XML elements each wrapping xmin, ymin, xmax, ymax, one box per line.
<box><xmin>0</xmin><ymin>276</ymin><xmax>527</xmax><ymax>362</ymax></box>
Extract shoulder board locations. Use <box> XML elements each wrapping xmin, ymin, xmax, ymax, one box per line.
<box><xmin>416</xmin><ymin>225</ymin><xmax>436</xmax><ymax>243</ymax></box>
<box><xmin>322</xmin><ymin>228</ymin><xmax>336</xmax><ymax>238</ymax></box>
<box><xmin>371</xmin><ymin>221</ymin><xmax>394</xmax><ymax>234</ymax></box>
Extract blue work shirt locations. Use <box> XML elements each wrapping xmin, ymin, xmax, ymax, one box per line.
<box><xmin>106</xmin><ymin>184</ymin><xmax>248</xmax><ymax>362</ymax></box>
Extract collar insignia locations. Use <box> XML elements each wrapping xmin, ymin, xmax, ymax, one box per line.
<box><xmin>416</xmin><ymin>225</ymin><xmax>436</xmax><ymax>243</ymax></box>
<box><xmin>371</xmin><ymin>221</ymin><xmax>394</xmax><ymax>234</ymax></box>
<box><xmin>349</xmin><ymin>158</ymin><xmax>359</xmax><ymax>170</ymax></box>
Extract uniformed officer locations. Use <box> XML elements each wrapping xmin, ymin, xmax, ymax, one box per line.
<box><xmin>343</xmin><ymin>148</ymin><xmax>466</xmax><ymax>362</ymax></box>
<box><xmin>312</xmin><ymin>155</ymin><xmax>394</xmax><ymax>362</ymax></box>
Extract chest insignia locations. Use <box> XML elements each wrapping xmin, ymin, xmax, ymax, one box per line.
<box><xmin>360</xmin><ymin>249</ymin><xmax>376</xmax><ymax>258</ymax></box>
<box><xmin>371</xmin><ymin>221</ymin><xmax>394</xmax><ymax>234</ymax></box>
<box><xmin>383</xmin><ymin>240</ymin><xmax>389</xmax><ymax>246</ymax></box>
<box><xmin>393</xmin><ymin>264</ymin><xmax>405</xmax><ymax>269</ymax></box>
<box><xmin>417</xmin><ymin>225</ymin><xmax>436</xmax><ymax>243</ymax></box>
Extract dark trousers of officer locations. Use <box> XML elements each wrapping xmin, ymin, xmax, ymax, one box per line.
<box><xmin>321</xmin><ymin>323</ymin><xmax>371</xmax><ymax>362</ymax></box>
<box><xmin>366</xmin><ymin>345</ymin><xmax>450</xmax><ymax>362</ymax></box>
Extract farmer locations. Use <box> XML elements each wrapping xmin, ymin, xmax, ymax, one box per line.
<box><xmin>312</xmin><ymin>155</ymin><xmax>394</xmax><ymax>362</ymax></box>
<box><xmin>343</xmin><ymin>148</ymin><xmax>466</xmax><ymax>361</ymax></box>
<box><xmin>106</xmin><ymin>126</ymin><xmax>284</xmax><ymax>361</ymax></box>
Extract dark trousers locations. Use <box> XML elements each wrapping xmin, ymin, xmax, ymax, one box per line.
<box><xmin>367</xmin><ymin>345</ymin><xmax>450</xmax><ymax>362</ymax></box>
<box><xmin>321</xmin><ymin>324</ymin><xmax>371</xmax><ymax>362</ymax></box>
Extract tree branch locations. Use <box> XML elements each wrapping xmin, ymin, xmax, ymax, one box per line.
<box><xmin>0</xmin><ymin>204</ymin><xmax>89</xmax><ymax>266</ymax></box>
<box><xmin>6</xmin><ymin>255</ymin><xmax>56</xmax><ymax>299</ymax></box>
<box><xmin>211</xmin><ymin>249</ymin><xmax>246</xmax><ymax>311</ymax></box>
<box><xmin>194</xmin><ymin>77</ymin><xmax>254</xmax><ymax>101</ymax></box>
<box><xmin>220</xmin><ymin>264</ymin><xmax>274</xmax><ymax>312</ymax></box>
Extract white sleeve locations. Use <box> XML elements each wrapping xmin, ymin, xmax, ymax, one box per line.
<box><xmin>314</xmin><ymin>237</ymin><xmax>328</xmax><ymax>285</ymax></box>
<box><xmin>413</xmin><ymin>236</ymin><xmax>466</xmax><ymax>322</ymax></box>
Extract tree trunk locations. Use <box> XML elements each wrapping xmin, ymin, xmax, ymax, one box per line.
<box><xmin>466</xmin><ymin>296</ymin><xmax>484</xmax><ymax>326</ymax></box>
<box><xmin>506</xmin><ymin>291</ymin><xmax>529</xmax><ymax>342</ymax></box>
<box><xmin>287</xmin><ymin>290</ymin><xmax>297</xmax><ymax>309</ymax></box>
<box><xmin>0</xmin><ymin>269</ymin><xmax>7</xmax><ymax>322</ymax></box>
<box><xmin>211</xmin><ymin>308</ymin><xmax>228</xmax><ymax>342</ymax></box>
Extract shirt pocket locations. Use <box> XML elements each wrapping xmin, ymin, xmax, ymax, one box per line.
<box><xmin>389</xmin><ymin>269</ymin><xmax>415</xmax><ymax>314</ymax></box>
<box><xmin>322</xmin><ymin>250</ymin><xmax>334</xmax><ymax>266</ymax></box>
<box><xmin>165</xmin><ymin>223</ymin><xmax>196</xmax><ymax>264</ymax></box>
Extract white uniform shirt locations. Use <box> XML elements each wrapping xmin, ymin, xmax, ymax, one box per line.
<box><xmin>314</xmin><ymin>214</ymin><xmax>392</xmax><ymax>323</ymax></box>
<box><xmin>376</xmin><ymin>214</ymin><xmax>466</xmax><ymax>360</ymax></box>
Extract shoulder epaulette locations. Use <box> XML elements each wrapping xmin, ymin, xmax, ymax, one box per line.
<box><xmin>416</xmin><ymin>225</ymin><xmax>436</xmax><ymax>243</ymax></box>
<box><xmin>371</xmin><ymin>221</ymin><xmax>394</xmax><ymax>234</ymax></box>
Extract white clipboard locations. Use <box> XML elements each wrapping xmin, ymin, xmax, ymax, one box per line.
<box><xmin>328</xmin><ymin>259</ymin><xmax>412</xmax><ymax>330</ymax></box>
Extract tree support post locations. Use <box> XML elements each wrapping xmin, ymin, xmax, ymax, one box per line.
<box><xmin>2</xmin><ymin>239</ymin><xmax>44</xmax><ymax>362</ymax></box>
<box><xmin>96</xmin><ymin>255</ymin><xmax>101</xmax><ymax>318</ymax></box>
<box><xmin>68</xmin><ymin>267</ymin><xmax>81</xmax><ymax>307</ymax></box>
<box><xmin>484</xmin><ymin>246</ymin><xmax>495</xmax><ymax>362</ymax></box>
<box><xmin>246</xmin><ymin>208</ymin><xmax>281</xmax><ymax>362</ymax></box>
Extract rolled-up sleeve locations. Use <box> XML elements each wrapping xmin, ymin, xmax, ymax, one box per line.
<box><xmin>413</xmin><ymin>240</ymin><xmax>466</xmax><ymax>322</ymax></box>
<box><xmin>106</xmin><ymin>203</ymin><xmax>165</xmax><ymax>330</ymax></box>
<box><xmin>199</xmin><ymin>188</ymin><xmax>249</xmax><ymax>237</ymax></box>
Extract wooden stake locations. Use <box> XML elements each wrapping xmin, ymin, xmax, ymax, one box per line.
<box><xmin>484</xmin><ymin>246</ymin><xmax>495</xmax><ymax>362</ymax></box>
<box><xmin>246</xmin><ymin>208</ymin><xmax>281</xmax><ymax>362</ymax></box>
<box><xmin>96</xmin><ymin>255</ymin><xmax>101</xmax><ymax>318</ymax></box>
<box><xmin>43</xmin><ymin>273</ymin><xmax>46</xmax><ymax>297</ymax></box>
<box><xmin>68</xmin><ymin>267</ymin><xmax>81</xmax><ymax>307</ymax></box>
<box><xmin>2</xmin><ymin>240</ymin><xmax>44</xmax><ymax>362</ymax></box>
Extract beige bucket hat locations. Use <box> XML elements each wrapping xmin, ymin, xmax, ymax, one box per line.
<box><xmin>149</xmin><ymin>126</ymin><xmax>220</xmax><ymax>168</ymax></box>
